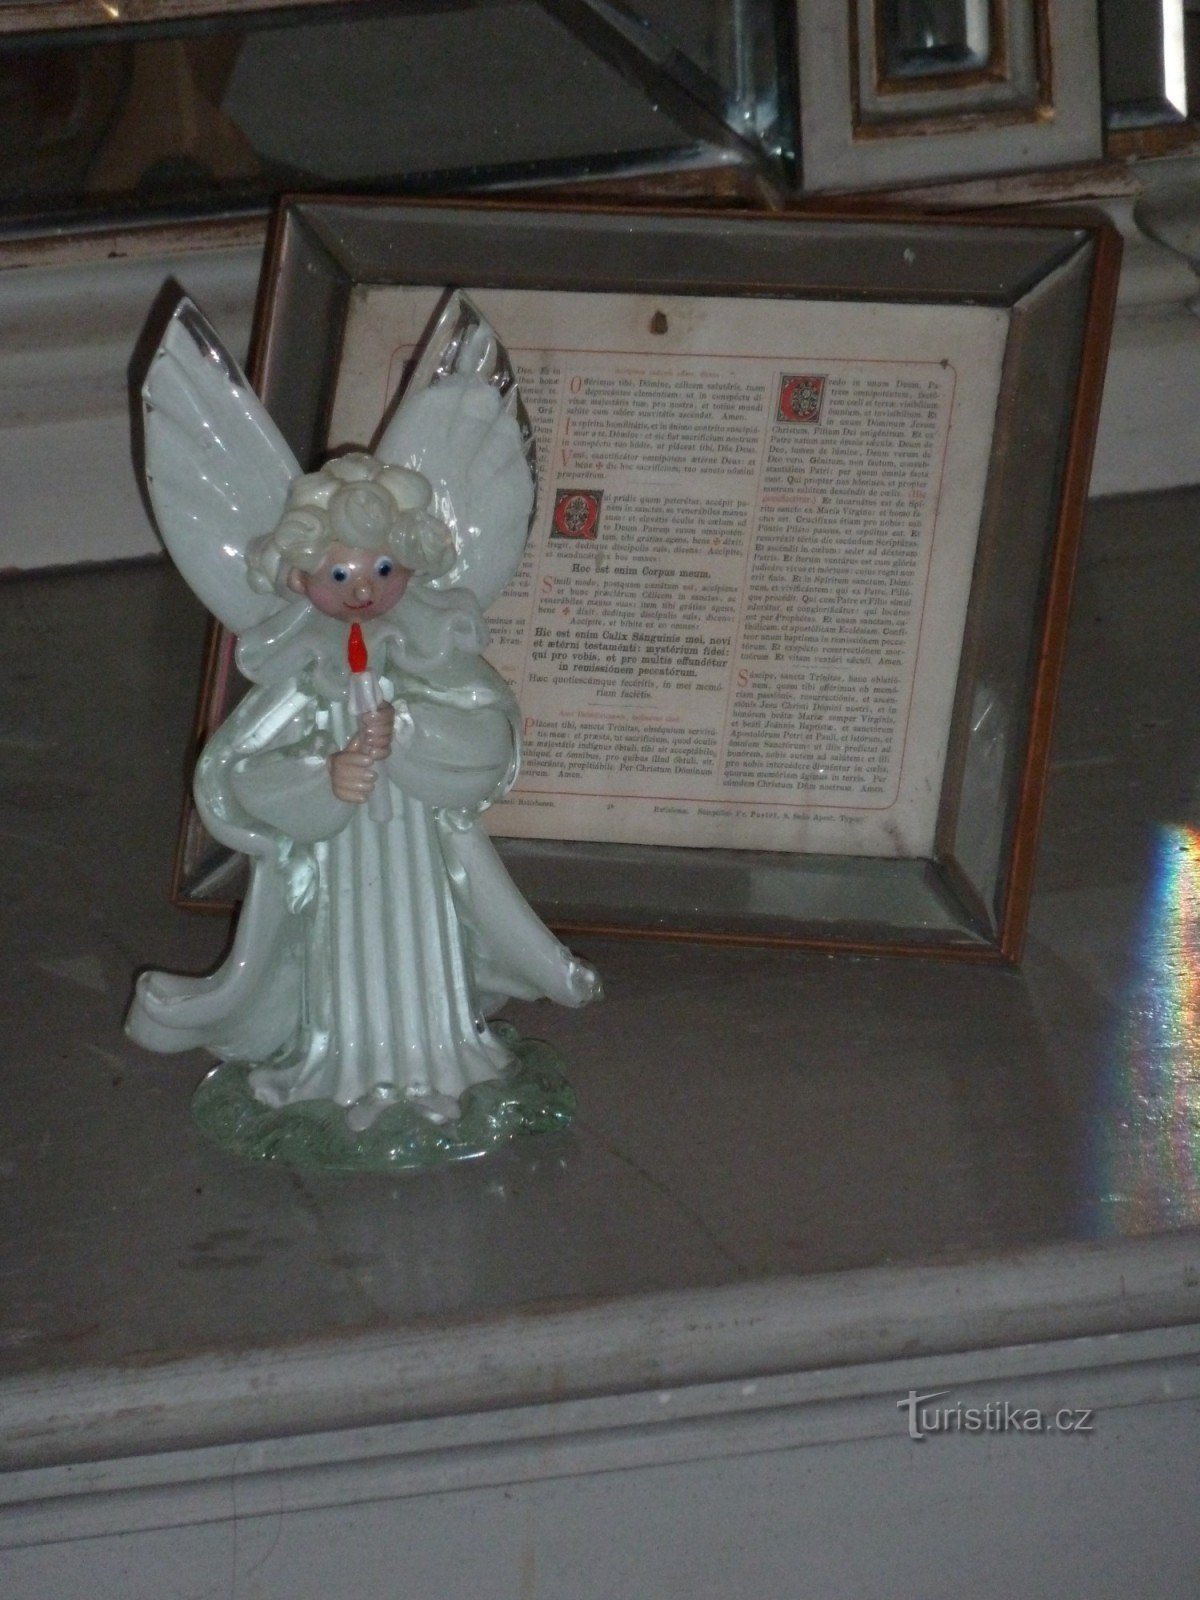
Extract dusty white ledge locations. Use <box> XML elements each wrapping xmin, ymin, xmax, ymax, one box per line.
<box><xmin>4</xmin><ymin>1323</ymin><xmax>1198</xmax><ymax>1551</ymax></box>
<box><xmin>2</xmin><ymin>1229</ymin><xmax>1197</xmax><ymax>1477</ymax></box>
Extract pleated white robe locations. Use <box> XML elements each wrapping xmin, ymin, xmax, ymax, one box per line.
<box><xmin>127</xmin><ymin>591</ymin><xmax>597</xmax><ymax>1120</ymax></box>
<box><xmin>240</xmin><ymin>692</ymin><xmax>515</xmax><ymax>1112</ymax></box>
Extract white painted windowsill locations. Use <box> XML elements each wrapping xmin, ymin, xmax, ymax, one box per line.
<box><xmin>0</xmin><ymin>221</ymin><xmax>264</xmax><ymax>572</ymax></box>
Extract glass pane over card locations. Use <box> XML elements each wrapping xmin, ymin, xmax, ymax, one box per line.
<box><xmin>328</xmin><ymin>286</ymin><xmax>1007</xmax><ymax>864</ymax></box>
<box><xmin>173</xmin><ymin>202</ymin><xmax>1118</xmax><ymax>957</ymax></box>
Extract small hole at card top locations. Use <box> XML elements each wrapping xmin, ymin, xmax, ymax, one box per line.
<box><xmin>650</xmin><ymin>311</ymin><xmax>668</xmax><ymax>334</ymax></box>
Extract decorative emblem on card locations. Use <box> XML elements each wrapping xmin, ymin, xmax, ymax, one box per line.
<box><xmin>777</xmin><ymin>375</ymin><xmax>826</xmax><ymax>424</ymax></box>
<box><xmin>552</xmin><ymin>488</ymin><xmax>603</xmax><ymax>539</ymax></box>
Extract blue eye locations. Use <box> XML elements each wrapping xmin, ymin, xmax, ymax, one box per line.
<box><xmin>330</xmin><ymin>566</ymin><xmax>349</xmax><ymax>583</ymax></box>
<box><xmin>375</xmin><ymin>558</ymin><xmax>394</xmax><ymax>578</ymax></box>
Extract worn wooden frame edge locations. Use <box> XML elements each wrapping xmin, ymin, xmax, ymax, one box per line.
<box><xmin>168</xmin><ymin>195</ymin><xmax>1121</xmax><ymax>963</ymax></box>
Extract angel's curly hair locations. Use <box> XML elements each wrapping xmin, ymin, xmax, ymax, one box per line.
<box><xmin>246</xmin><ymin>452</ymin><xmax>456</xmax><ymax>596</ymax></box>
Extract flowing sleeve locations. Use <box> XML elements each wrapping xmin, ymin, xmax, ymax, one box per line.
<box><xmin>199</xmin><ymin>682</ymin><xmax>353</xmax><ymax>849</ymax></box>
<box><xmin>383</xmin><ymin>633</ymin><xmax>519</xmax><ymax>811</ymax></box>
<box><xmin>231</xmin><ymin>748</ymin><xmax>352</xmax><ymax>843</ymax></box>
<box><xmin>385</xmin><ymin>697</ymin><xmax>515</xmax><ymax>811</ymax></box>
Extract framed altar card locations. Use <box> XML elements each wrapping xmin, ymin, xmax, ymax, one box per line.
<box><xmin>175</xmin><ymin>198</ymin><xmax>1119</xmax><ymax>959</ymax></box>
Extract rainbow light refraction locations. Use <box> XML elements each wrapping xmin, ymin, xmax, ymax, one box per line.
<box><xmin>1093</xmin><ymin>824</ymin><xmax>1200</xmax><ymax>1235</ymax></box>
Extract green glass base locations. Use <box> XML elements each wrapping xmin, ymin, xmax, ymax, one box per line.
<box><xmin>191</xmin><ymin>1023</ymin><xmax>576</xmax><ymax>1173</ymax></box>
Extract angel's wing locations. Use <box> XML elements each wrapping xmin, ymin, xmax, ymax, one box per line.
<box><xmin>374</xmin><ymin>293</ymin><xmax>535</xmax><ymax>613</ymax></box>
<box><xmin>142</xmin><ymin>299</ymin><xmax>300</xmax><ymax>635</ymax></box>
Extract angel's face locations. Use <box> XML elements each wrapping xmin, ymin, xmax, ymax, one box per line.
<box><xmin>288</xmin><ymin>542</ymin><xmax>412</xmax><ymax>622</ymax></box>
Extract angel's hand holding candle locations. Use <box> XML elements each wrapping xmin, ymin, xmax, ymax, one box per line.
<box><xmin>356</xmin><ymin>703</ymin><xmax>394</xmax><ymax>760</ymax></box>
<box><xmin>330</xmin><ymin>736</ymin><xmax>381</xmax><ymax>804</ymax></box>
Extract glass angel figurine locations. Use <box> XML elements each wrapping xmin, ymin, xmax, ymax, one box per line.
<box><xmin>126</xmin><ymin>294</ymin><xmax>599</xmax><ymax>1170</ymax></box>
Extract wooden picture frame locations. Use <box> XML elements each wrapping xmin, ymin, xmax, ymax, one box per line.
<box><xmin>172</xmin><ymin>196</ymin><xmax>1119</xmax><ymax>960</ymax></box>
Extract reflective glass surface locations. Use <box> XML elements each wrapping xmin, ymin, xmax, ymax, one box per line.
<box><xmin>0</xmin><ymin>0</ymin><xmax>765</xmax><ymax>231</ymax></box>
<box><xmin>880</xmin><ymin>0</ymin><xmax>992</xmax><ymax>78</ymax></box>
<box><xmin>1100</xmin><ymin>0</ymin><xmax>1190</xmax><ymax>127</ymax></box>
